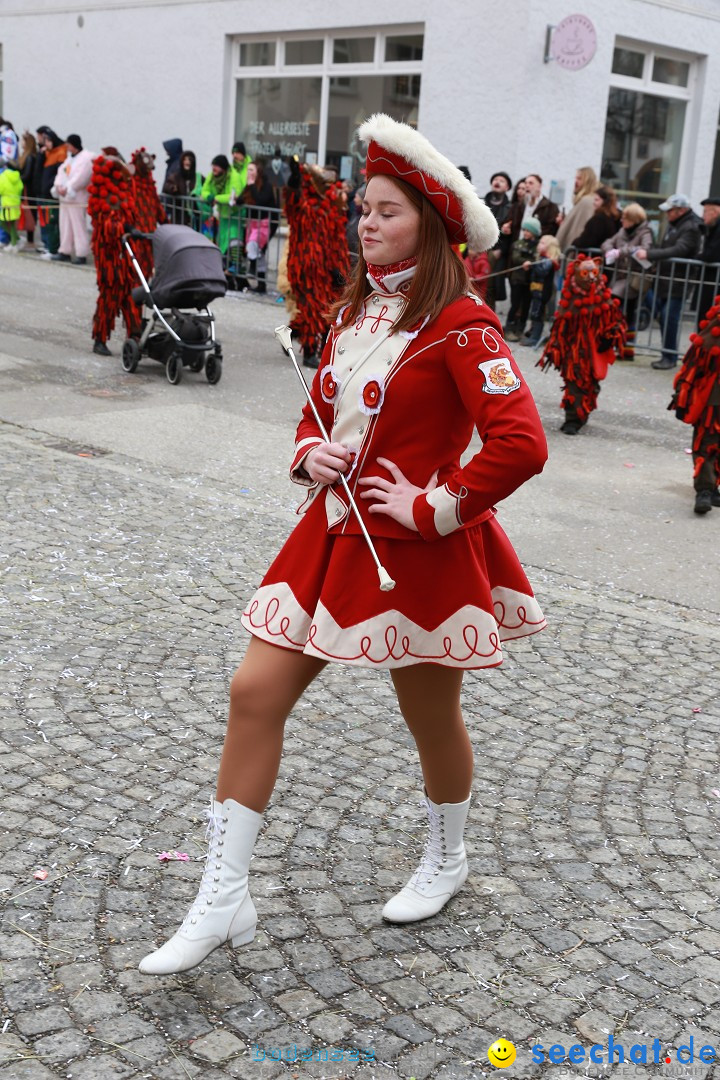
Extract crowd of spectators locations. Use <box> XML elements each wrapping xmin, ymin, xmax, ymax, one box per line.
<box><xmin>2</xmin><ymin>119</ymin><xmax>718</xmax><ymax>364</ymax></box>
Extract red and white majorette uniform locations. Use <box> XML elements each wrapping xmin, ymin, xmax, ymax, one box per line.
<box><xmin>241</xmin><ymin>263</ymin><xmax>548</xmax><ymax>668</ymax></box>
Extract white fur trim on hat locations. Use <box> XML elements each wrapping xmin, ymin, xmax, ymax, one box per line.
<box><xmin>358</xmin><ymin>113</ymin><xmax>499</xmax><ymax>252</ymax></box>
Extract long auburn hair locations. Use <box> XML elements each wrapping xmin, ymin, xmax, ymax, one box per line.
<box><xmin>329</xmin><ymin>175</ymin><xmax>471</xmax><ymax>335</ymax></box>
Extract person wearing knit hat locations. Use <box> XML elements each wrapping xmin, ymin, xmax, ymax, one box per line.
<box><xmin>200</xmin><ymin>154</ymin><xmax>239</xmax><ymax>255</ymax></box>
<box><xmin>504</xmin><ymin>218</ymin><xmax>542</xmax><ymax>339</ymax></box>
<box><xmin>139</xmin><ymin>113</ymin><xmax>548</xmax><ymax>977</ymax></box>
<box><xmin>49</xmin><ymin>132</ymin><xmax>95</xmax><ymax>264</ymax></box>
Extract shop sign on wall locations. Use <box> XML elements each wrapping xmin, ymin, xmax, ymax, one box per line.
<box><xmin>247</xmin><ymin>119</ymin><xmax>313</xmax><ymax>159</ymax></box>
<box><xmin>548</xmin><ymin>14</ymin><xmax>597</xmax><ymax>70</ymax></box>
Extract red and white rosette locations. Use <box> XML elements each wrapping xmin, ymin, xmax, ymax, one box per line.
<box><xmin>320</xmin><ymin>365</ymin><xmax>341</xmax><ymax>404</ymax></box>
<box><xmin>358</xmin><ymin>376</ymin><xmax>385</xmax><ymax>415</ymax></box>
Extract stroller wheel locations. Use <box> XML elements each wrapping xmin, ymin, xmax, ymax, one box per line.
<box><xmin>122</xmin><ymin>338</ymin><xmax>141</xmax><ymax>373</ymax></box>
<box><xmin>166</xmin><ymin>350</ymin><xmax>183</xmax><ymax>385</ymax></box>
<box><xmin>205</xmin><ymin>353</ymin><xmax>222</xmax><ymax>385</ymax></box>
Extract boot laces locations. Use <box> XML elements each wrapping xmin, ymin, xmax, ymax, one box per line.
<box><xmin>182</xmin><ymin>807</ymin><xmax>227</xmax><ymax>925</ymax></box>
<box><xmin>408</xmin><ymin>805</ymin><xmax>446</xmax><ymax>892</ymax></box>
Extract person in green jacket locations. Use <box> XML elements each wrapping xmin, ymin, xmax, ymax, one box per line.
<box><xmin>230</xmin><ymin>141</ymin><xmax>252</xmax><ymax>199</ymax></box>
<box><xmin>0</xmin><ymin>162</ymin><xmax>24</xmax><ymax>251</ymax></box>
<box><xmin>200</xmin><ymin>154</ymin><xmax>241</xmax><ymax>256</ymax></box>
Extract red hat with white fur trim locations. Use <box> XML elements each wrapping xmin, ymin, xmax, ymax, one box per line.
<box><xmin>358</xmin><ymin>113</ymin><xmax>499</xmax><ymax>251</ymax></box>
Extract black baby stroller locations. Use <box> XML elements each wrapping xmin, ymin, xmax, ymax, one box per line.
<box><xmin>122</xmin><ymin>224</ymin><xmax>226</xmax><ymax>384</ymax></box>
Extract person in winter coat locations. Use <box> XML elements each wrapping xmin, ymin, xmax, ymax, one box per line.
<box><xmin>555</xmin><ymin>166</ymin><xmax>597</xmax><ymax>253</ymax></box>
<box><xmin>0</xmin><ymin>117</ymin><xmax>18</xmax><ymax>164</ymax></box>
<box><xmin>601</xmin><ymin>203</ymin><xmax>654</xmax><ymax>359</ymax></box>
<box><xmin>201</xmin><ymin>155</ymin><xmax>240</xmax><ymax>256</ymax></box>
<box><xmin>695</xmin><ymin>197</ymin><xmax>720</xmax><ymax>327</ymax></box>
<box><xmin>138</xmin><ymin>112</ymin><xmax>547</xmax><ymax>979</ymax></box>
<box><xmin>505</xmin><ymin>174</ymin><xmax>559</xmax><ymax>243</ymax></box>
<box><xmin>17</xmin><ymin>131</ymin><xmax>38</xmax><ymax>248</ymax></box>
<box><xmin>570</xmin><ymin>185</ymin><xmax>621</xmax><ymax>252</ymax></box>
<box><xmin>522</xmin><ymin>234</ymin><xmax>561</xmax><ymax>347</ymax></box>
<box><xmin>162</xmin><ymin>150</ymin><xmax>203</xmax><ymax>225</ymax></box>
<box><xmin>229</xmin><ymin>141</ymin><xmax>252</xmax><ymax>201</ymax></box>
<box><xmin>505</xmin><ymin>218</ymin><xmax>540</xmax><ymax>340</ymax></box>
<box><xmin>483</xmin><ymin>171</ymin><xmax>512</xmax><ymax>308</ymax></box>
<box><xmin>162</xmin><ymin>138</ymin><xmax>183</xmax><ymax>189</ymax></box>
<box><xmin>50</xmin><ymin>134</ymin><xmax>95</xmax><ymax>264</ymax></box>
<box><xmin>635</xmin><ymin>194</ymin><xmax>702</xmax><ymax>369</ymax></box>
<box><xmin>0</xmin><ymin>162</ymin><xmax>24</xmax><ymax>252</ymax></box>
<box><xmin>34</xmin><ymin>126</ymin><xmax>67</xmax><ymax>255</ymax></box>
<box><xmin>242</xmin><ymin>160</ymin><xmax>276</xmax><ymax>293</ymax></box>
<box><xmin>463</xmin><ymin>244</ymin><xmax>491</xmax><ymax>300</ymax></box>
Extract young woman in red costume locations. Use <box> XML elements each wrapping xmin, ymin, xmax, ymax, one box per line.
<box><xmin>140</xmin><ymin>115</ymin><xmax>548</xmax><ymax>976</ymax></box>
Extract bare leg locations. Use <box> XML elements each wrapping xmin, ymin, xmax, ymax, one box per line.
<box><xmin>216</xmin><ymin>637</ymin><xmax>326</xmax><ymax>812</ymax></box>
<box><xmin>390</xmin><ymin>664</ymin><xmax>472</xmax><ymax>803</ymax></box>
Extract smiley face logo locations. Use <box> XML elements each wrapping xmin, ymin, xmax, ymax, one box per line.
<box><xmin>488</xmin><ymin>1039</ymin><xmax>517</xmax><ymax>1068</ymax></box>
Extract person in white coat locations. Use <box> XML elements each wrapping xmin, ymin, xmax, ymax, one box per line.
<box><xmin>51</xmin><ymin>134</ymin><xmax>94</xmax><ymax>264</ymax></box>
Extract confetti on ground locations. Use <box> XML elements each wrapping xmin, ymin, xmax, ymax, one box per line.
<box><xmin>33</xmin><ymin>869</ymin><xmax>48</xmax><ymax>881</ymax></box>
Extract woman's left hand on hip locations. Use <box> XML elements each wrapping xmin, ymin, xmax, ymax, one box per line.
<box><xmin>358</xmin><ymin>458</ymin><xmax>438</xmax><ymax>532</ymax></box>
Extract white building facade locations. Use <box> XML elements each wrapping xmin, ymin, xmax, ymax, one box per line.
<box><xmin>1</xmin><ymin>0</ymin><xmax>720</xmax><ymax>214</ymax></box>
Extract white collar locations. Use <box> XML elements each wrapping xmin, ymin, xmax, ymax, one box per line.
<box><xmin>365</xmin><ymin>264</ymin><xmax>417</xmax><ymax>295</ymax></box>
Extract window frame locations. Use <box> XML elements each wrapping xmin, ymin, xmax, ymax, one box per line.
<box><xmin>604</xmin><ymin>37</ymin><xmax>698</xmax><ymax>209</ymax></box>
<box><xmin>232</xmin><ymin>25</ymin><xmax>424</xmax><ymax>164</ymax></box>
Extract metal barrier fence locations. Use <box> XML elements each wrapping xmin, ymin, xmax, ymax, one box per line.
<box><xmin>13</xmin><ymin>198</ymin><xmax>720</xmax><ymax>358</ymax></box>
<box><xmin>562</xmin><ymin>247</ymin><xmax>720</xmax><ymax>359</ymax></box>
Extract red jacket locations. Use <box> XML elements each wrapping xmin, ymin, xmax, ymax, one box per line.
<box><xmin>291</xmin><ymin>285</ymin><xmax>548</xmax><ymax>542</ymax></box>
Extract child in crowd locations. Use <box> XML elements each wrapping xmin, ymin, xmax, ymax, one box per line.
<box><xmin>505</xmin><ymin>217</ymin><xmax>540</xmax><ymax>340</ymax></box>
<box><xmin>463</xmin><ymin>244</ymin><xmax>491</xmax><ymax>300</ymax></box>
<box><xmin>523</xmin><ymin>234</ymin><xmax>561</xmax><ymax>347</ymax></box>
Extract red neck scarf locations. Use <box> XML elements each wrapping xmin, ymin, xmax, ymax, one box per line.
<box><xmin>366</xmin><ymin>256</ymin><xmax>417</xmax><ymax>289</ymax></box>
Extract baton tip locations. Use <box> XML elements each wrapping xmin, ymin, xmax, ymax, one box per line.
<box><xmin>378</xmin><ymin>567</ymin><xmax>396</xmax><ymax>592</ymax></box>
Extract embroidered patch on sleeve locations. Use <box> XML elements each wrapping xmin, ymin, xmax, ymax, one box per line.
<box><xmin>478</xmin><ymin>357</ymin><xmax>521</xmax><ymax>395</ymax></box>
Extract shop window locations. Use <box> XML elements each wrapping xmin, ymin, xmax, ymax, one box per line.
<box><xmin>333</xmin><ymin>37</ymin><xmax>375</xmax><ymax>64</ymax></box>
<box><xmin>236</xmin><ymin>77</ymin><xmax>322</xmax><ymax>159</ymax></box>
<box><xmin>601</xmin><ymin>40</ymin><xmax>693</xmax><ymax>212</ymax></box>
<box><xmin>612</xmin><ymin>47</ymin><xmax>644</xmax><ymax>79</ymax></box>
<box><xmin>326</xmin><ymin>73</ymin><xmax>421</xmax><ymax>176</ymax></box>
<box><xmin>652</xmin><ymin>56</ymin><xmax>689</xmax><ymax>87</ymax></box>
<box><xmin>239</xmin><ymin>41</ymin><xmax>276</xmax><ymax>66</ymax></box>
<box><xmin>234</xmin><ymin>27</ymin><xmax>424</xmax><ymax>179</ymax></box>
<box><xmin>602</xmin><ymin>88</ymin><xmax>686</xmax><ymax>200</ymax></box>
<box><xmin>385</xmin><ymin>34</ymin><xmax>424</xmax><ymax>62</ymax></box>
<box><xmin>285</xmin><ymin>39</ymin><xmax>324</xmax><ymax>65</ymax></box>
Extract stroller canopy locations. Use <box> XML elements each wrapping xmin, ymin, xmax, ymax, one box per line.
<box><xmin>148</xmin><ymin>225</ymin><xmax>227</xmax><ymax>308</ymax></box>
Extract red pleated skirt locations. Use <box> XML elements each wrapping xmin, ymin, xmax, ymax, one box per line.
<box><xmin>241</xmin><ymin>498</ymin><xmax>545</xmax><ymax>669</ymax></box>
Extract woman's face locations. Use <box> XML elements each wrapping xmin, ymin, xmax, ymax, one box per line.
<box><xmin>358</xmin><ymin>175</ymin><xmax>421</xmax><ymax>266</ymax></box>
<box><xmin>516</xmin><ymin>180</ymin><xmax>527</xmax><ymax>200</ymax></box>
<box><xmin>593</xmin><ymin>192</ymin><xmax>603</xmax><ymax>211</ymax></box>
<box><xmin>181</xmin><ymin>155</ymin><xmax>192</xmax><ymax>171</ymax></box>
<box><xmin>246</xmin><ymin>163</ymin><xmax>257</xmax><ymax>185</ymax></box>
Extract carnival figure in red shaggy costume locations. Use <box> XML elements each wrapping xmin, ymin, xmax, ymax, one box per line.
<box><xmin>87</xmin><ymin>149</ymin><xmax>139</xmax><ymax>357</ymax></box>
<box><xmin>130</xmin><ymin>147</ymin><xmax>166</xmax><ymax>282</ymax></box>
<box><xmin>538</xmin><ymin>255</ymin><xmax>627</xmax><ymax>434</ymax></box>
<box><xmin>138</xmin><ymin>112</ymin><xmax>550</xmax><ymax>978</ymax></box>
<box><xmin>669</xmin><ymin>295</ymin><xmax>720</xmax><ymax>515</ymax></box>
<box><xmin>285</xmin><ymin>159</ymin><xmax>350</xmax><ymax>368</ymax></box>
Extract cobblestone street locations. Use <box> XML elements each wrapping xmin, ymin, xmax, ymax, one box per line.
<box><xmin>2</xmin><ymin>257</ymin><xmax>720</xmax><ymax>1079</ymax></box>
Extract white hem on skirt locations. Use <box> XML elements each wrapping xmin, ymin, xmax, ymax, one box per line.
<box><xmin>241</xmin><ymin>582</ymin><xmax>545</xmax><ymax>669</ymax></box>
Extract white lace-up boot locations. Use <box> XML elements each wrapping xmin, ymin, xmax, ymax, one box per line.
<box><xmin>382</xmin><ymin>792</ymin><xmax>470</xmax><ymax>923</ymax></box>
<box><xmin>139</xmin><ymin>798</ymin><xmax>262</xmax><ymax>975</ymax></box>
